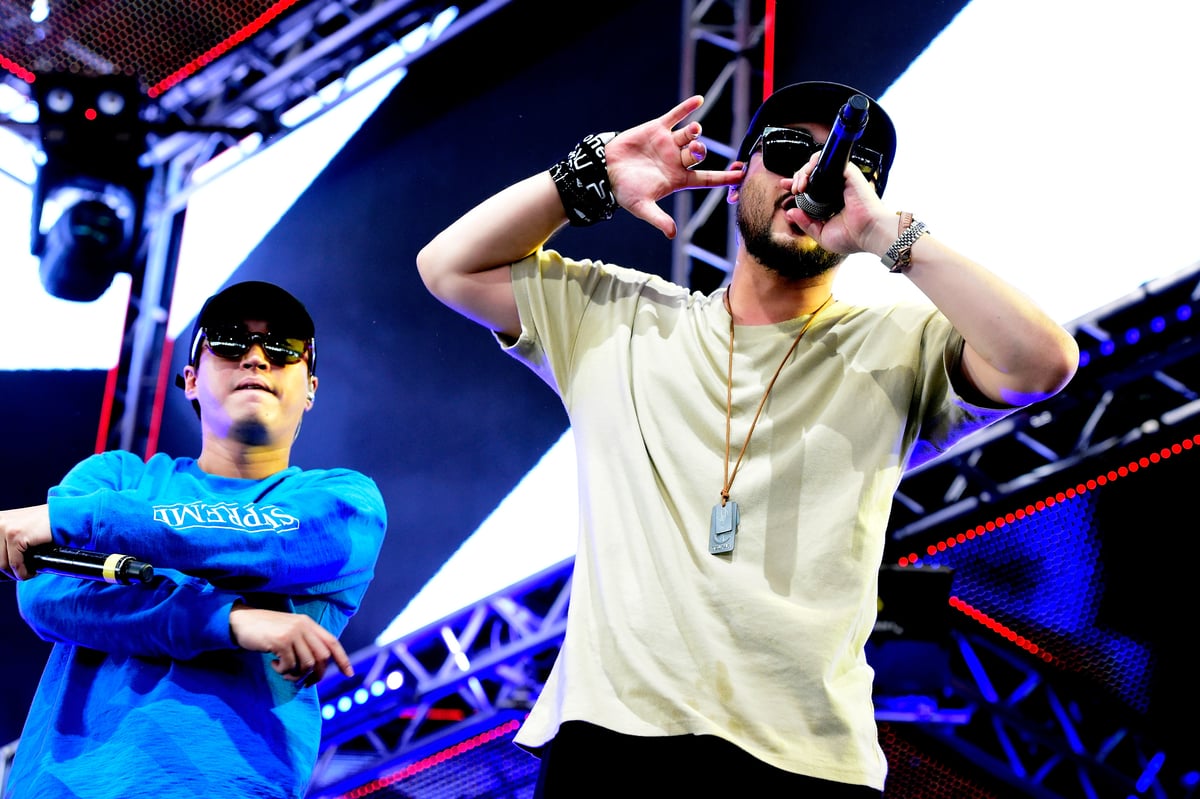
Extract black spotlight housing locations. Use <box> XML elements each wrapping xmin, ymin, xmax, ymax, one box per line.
<box><xmin>30</xmin><ymin>72</ymin><xmax>151</xmax><ymax>302</ymax></box>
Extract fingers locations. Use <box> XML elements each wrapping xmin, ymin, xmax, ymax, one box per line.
<box><xmin>235</xmin><ymin>605</ymin><xmax>353</xmax><ymax>686</ymax></box>
<box><xmin>0</xmin><ymin>504</ymin><xmax>52</xmax><ymax>581</ymax></box>
<box><xmin>286</xmin><ymin>624</ymin><xmax>352</xmax><ymax>685</ymax></box>
<box><xmin>606</xmin><ymin>93</ymin><xmax>740</xmax><ymax>238</ymax></box>
<box><xmin>660</xmin><ymin>94</ymin><xmax>704</xmax><ymax>130</ymax></box>
<box><xmin>788</xmin><ymin>151</ymin><xmax>821</xmax><ymax>196</ymax></box>
<box><xmin>687</xmin><ymin>162</ymin><xmax>745</xmax><ymax>189</ymax></box>
<box><xmin>330</xmin><ymin>641</ymin><xmax>354</xmax><ymax>678</ymax></box>
<box><xmin>680</xmin><ymin>137</ymin><xmax>703</xmax><ymax>169</ymax></box>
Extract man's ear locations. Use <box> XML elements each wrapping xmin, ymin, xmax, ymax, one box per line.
<box><xmin>727</xmin><ymin>162</ymin><xmax>747</xmax><ymax>204</ymax></box>
<box><xmin>181</xmin><ymin>365</ymin><xmax>198</xmax><ymax>400</ymax></box>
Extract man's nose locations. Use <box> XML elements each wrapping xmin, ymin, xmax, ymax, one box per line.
<box><xmin>241</xmin><ymin>345</ymin><xmax>270</xmax><ymax>368</ymax></box>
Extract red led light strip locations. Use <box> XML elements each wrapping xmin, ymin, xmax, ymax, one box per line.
<box><xmin>92</xmin><ymin>362</ymin><xmax>122</xmax><ymax>455</ymax></box>
<box><xmin>0</xmin><ymin>53</ymin><xmax>33</xmax><ymax>83</ymax></box>
<box><xmin>336</xmin><ymin>718</ymin><xmax>523</xmax><ymax>799</ymax></box>
<box><xmin>763</xmin><ymin>0</ymin><xmax>776</xmax><ymax>98</ymax></box>
<box><xmin>148</xmin><ymin>0</ymin><xmax>303</xmax><ymax>98</ymax></box>
<box><xmin>896</xmin><ymin>432</ymin><xmax>1199</xmax><ymax>663</ymax></box>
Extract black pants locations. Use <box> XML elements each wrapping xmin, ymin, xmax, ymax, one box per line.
<box><xmin>532</xmin><ymin>721</ymin><xmax>883</xmax><ymax>798</ymax></box>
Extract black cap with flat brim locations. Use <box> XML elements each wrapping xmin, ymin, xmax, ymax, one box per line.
<box><xmin>187</xmin><ymin>281</ymin><xmax>316</xmax><ymax>373</ymax></box>
<box><xmin>736</xmin><ymin>80</ymin><xmax>898</xmax><ymax>197</ymax></box>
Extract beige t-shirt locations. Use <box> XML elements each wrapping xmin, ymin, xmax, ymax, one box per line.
<box><xmin>500</xmin><ymin>248</ymin><xmax>1013</xmax><ymax>789</ymax></box>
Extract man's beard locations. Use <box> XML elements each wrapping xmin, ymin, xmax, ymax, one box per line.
<box><xmin>736</xmin><ymin>190</ymin><xmax>845</xmax><ymax>279</ymax></box>
<box><xmin>229</xmin><ymin>418</ymin><xmax>271</xmax><ymax>445</ymax></box>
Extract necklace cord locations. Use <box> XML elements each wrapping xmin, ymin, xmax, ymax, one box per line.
<box><xmin>720</xmin><ymin>291</ymin><xmax>834</xmax><ymax>505</ymax></box>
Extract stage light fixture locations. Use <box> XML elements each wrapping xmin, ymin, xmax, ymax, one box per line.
<box><xmin>30</xmin><ymin>72</ymin><xmax>150</xmax><ymax>302</ymax></box>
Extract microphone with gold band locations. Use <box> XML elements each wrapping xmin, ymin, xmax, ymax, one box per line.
<box><xmin>13</xmin><ymin>545</ymin><xmax>156</xmax><ymax>585</ymax></box>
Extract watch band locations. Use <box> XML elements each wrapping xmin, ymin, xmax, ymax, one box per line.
<box><xmin>881</xmin><ymin>214</ymin><xmax>929</xmax><ymax>273</ymax></box>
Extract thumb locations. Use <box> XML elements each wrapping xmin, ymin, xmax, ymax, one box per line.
<box><xmin>626</xmin><ymin>199</ymin><xmax>678</xmax><ymax>239</ymax></box>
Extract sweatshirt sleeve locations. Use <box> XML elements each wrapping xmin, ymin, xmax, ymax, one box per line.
<box><xmin>48</xmin><ymin>458</ymin><xmax>388</xmax><ymax>602</ymax></box>
<box><xmin>16</xmin><ymin>567</ymin><xmax>240</xmax><ymax>659</ymax></box>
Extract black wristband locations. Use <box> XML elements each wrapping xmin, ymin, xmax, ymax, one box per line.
<box><xmin>550</xmin><ymin>131</ymin><xmax>618</xmax><ymax>226</ymax></box>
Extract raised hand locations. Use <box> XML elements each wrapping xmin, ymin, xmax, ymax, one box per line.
<box><xmin>605</xmin><ymin>95</ymin><xmax>744</xmax><ymax>239</ymax></box>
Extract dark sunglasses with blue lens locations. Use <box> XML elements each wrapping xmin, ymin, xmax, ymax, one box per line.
<box><xmin>752</xmin><ymin>126</ymin><xmax>883</xmax><ymax>185</ymax></box>
<box><xmin>199</xmin><ymin>325</ymin><xmax>312</xmax><ymax>368</ymax></box>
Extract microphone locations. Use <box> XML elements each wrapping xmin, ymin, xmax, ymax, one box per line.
<box><xmin>795</xmin><ymin>94</ymin><xmax>871</xmax><ymax>221</ymax></box>
<box><xmin>14</xmin><ymin>546</ymin><xmax>156</xmax><ymax>585</ymax></box>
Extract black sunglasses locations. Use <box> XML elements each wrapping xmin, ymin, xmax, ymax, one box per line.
<box><xmin>752</xmin><ymin>126</ymin><xmax>883</xmax><ymax>185</ymax></box>
<box><xmin>198</xmin><ymin>325</ymin><xmax>313</xmax><ymax>368</ymax></box>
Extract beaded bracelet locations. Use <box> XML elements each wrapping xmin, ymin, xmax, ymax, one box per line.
<box><xmin>550</xmin><ymin>131</ymin><xmax>619</xmax><ymax>226</ymax></box>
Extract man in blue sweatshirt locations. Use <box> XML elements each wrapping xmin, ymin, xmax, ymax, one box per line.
<box><xmin>0</xmin><ymin>281</ymin><xmax>387</xmax><ymax>799</ymax></box>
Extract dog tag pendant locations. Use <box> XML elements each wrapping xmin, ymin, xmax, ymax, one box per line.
<box><xmin>709</xmin><ymin>500</ymin><xmax>739</xmax><ymax>554</ymax></box>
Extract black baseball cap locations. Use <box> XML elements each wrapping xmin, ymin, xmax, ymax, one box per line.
<box><xmin>736</xmin><ymin>80</ymin><xmax>898</xmax><ymax>196</ymax></box>
<box><xmin>186</xmin><ymin>281</ymin><xmax>316</xmax><ymax>373</ymax></box>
